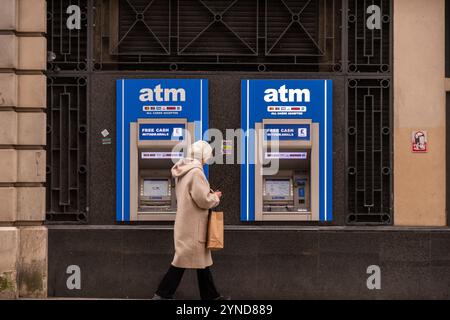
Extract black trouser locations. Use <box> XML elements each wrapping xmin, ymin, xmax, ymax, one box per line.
<box><xmin>156</xmin><ymin>265</ymin><xmax>220</xmax><ymax>300</ymax></box>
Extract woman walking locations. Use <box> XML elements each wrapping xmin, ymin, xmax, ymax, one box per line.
<box><xmin>152</xmin><ymin>140</ymin><xmax>228</xmax><ymax>300</ymax></box>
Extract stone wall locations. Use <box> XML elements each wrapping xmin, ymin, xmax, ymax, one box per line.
<box><xmin>394</xmin><ymin>0</ymin><xmax>448</xmax><ymax>226</ymax></box>
<box><xmin>0</xmin><ymin>0</ymin><xmax>47</xmax><ymax>299</ymax></box>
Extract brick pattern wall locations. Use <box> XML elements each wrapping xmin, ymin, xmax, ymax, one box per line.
<box><xmin>0</xmin><ymin>0</ymin><xmax>47</xmax><ymax>298</ymax></box>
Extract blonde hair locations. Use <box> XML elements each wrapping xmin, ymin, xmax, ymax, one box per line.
<box><xmin>187</xmin><ymin>140</ymin><xmax>213</xmax><ymax>164</ymax></box>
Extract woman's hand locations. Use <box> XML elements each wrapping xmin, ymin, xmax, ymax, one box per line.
<box><xmin>214</xmin><ymin>191</ymin><xmax>222</xmax><ymax>199</ymax></box>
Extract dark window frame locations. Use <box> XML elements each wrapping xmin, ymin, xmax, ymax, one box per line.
<box><xmin>46</xmin><ymin>0</ymin><xmax>393</xmax><ymax>225</ymax></box>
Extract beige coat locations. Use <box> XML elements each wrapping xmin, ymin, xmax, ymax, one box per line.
<box><xmin>171</xmin><ymin>158</ymin><xmax>220</xmax><ymax>269</ymax></box>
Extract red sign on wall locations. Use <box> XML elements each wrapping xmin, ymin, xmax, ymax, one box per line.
<box><xmin>412</xmin><ymin>130</ymin><xmax>428</xmax><ymax>153</ymax></box>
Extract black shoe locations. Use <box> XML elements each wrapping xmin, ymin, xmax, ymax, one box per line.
<box><xmin>214</xmin><ymin>295</ymin><xmax>231</xmax><ymax>300</ymax></box>
<box><xmin>151</xmin><ymin>294</ymin><xmax>173</xmax><ymax>300</ymax></box>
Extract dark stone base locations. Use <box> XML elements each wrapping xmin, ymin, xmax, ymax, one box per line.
<box><xmin>48</xmin><ymin>226</ymin><xmax>450</xmax><ymax>299</ymax></box>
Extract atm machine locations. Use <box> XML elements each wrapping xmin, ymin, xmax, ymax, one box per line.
<box><xmin>129</xmin><ymin>118</ymin><xmax>193</xmax><ymax>221</ymax></box>
<box><xmin>254</xmin><ymin>119</ymin><xmax>319</xmax><ymax>221</ymax></box>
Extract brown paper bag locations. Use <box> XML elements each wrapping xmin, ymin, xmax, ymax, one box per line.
<box><xmin>207</xmin><ymin>211</ymin><xmax>224</xmax><ymax>251</ymax></box>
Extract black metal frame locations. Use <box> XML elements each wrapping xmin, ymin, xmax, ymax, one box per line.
<box><xmin>47</xmin><ymin>0</ymin><xmax>89</xmax><ymax>72</ymax></box>
<box><xmin>345</xmin><ymin>0</ymin><xmax>393</xmax><ymax>225</ymax></box>
<box><xmin>45</xmin><ymin>76</ymin><xmax>89</xmax><ymax>223</ymax></box>
<box><xmin>347</xmin><ymin>0</ymin><xmax>391</xmax><ymax>73</ymax></box>
<box><xmin>46</xmin><ymin>0</ymin><xmax>392</xmax><ymax>75</ymax></box>
<box><xmin>46</xmin><ymin>0</ymin><xmax>91</xmax><ymax>223</ymax></box>
<box><xmin>84</xmin><ymin>0</ymin><xmax>344</xmax><ymax>72</ymax></box>
<box><xmin>46</xmin><ymin>0</ymin><xmax>393</xmax><ymax>225</ymax></box>
<box><xmin>345</xmin><ymin>77</ymin><xmax>392</xmax><ymax>225</ymax></box>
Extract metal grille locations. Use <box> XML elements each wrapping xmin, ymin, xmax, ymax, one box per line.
<box><xmin>46</xmin><ymin>77</ymin><xmax>89</xmax><ymax>223</ymax></box>
<box><xmin>347</xmin><ymin>0</ymin><xmax>391</xmax><ymax>73</ymax></box>
<box><xmin>47</xmin><ymin>0</ymin><xmax>89</xmax><ymax>71</ymax></box>
<box><xmin>265</xmin><ymin>0</ymin><xmax>342</xmax><ymax>71</ymax></box>
<box><xmin>116</xmin><ymin>0</ymin><xmax>171</xmax><ymax>56</ymax></box>
<box><xmin>346</xmin><ymin>78</ymin><xmax>392</xmax><ymax>224</ymax></box>
<box><xmin>45</xmin><ymin>0</ymin><xmax>393</xmax><ymax>225</ymax></box>
<box><xmin>178</xmin><ymin>0</ymin><xmax>257</xmax><ymax>56</ymax></box>
<box><xmin>93</xmin><ymin>0</ymin><xmax>342</xmax><ymax>71</ymax></box>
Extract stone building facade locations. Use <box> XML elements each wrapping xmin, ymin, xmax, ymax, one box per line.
<box><xmin>0</xmin><ymin>0</ymin><xmax>450</xmax><ymax>299</ymax></box>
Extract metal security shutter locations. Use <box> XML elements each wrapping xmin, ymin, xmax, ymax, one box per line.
<box><xmin>178</xmin><ymin>0</ymin><xmax>257</xmax><ymax>56</ymax></box>
<box><xmin>93</xmin><ymin>0</ymin><xmax>342</xmax><ymax>72</ymax></box>
<box><xmin>117</xmin><ymin>0</ymin><xmax>171</xmax><ymax>56</ymax></box>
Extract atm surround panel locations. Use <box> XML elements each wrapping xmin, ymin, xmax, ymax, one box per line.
<box><xmin>130</xmin><ymin>118</ymin><xmax>193</xmax><ymax>221</ymax></box>
<box><xmin>255</xmin><ymin>119</ymin><xmax>319</xmax><ymax>221</ymax></box>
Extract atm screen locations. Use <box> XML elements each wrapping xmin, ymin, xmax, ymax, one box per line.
<box><xmin>265</xmin><ymin>179</ymin><xmax>291</xmax><ymax>197</ymax></box>
<box><xmin>143</xmin><ymin>179</ymin><xmax>169</xmax><ymax>197</ymax></box>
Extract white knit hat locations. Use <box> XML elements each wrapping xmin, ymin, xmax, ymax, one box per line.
<box><xmin>187</xmin><ymin>140</ymin><xmax>213</xmax><ymax>163</ymax></box>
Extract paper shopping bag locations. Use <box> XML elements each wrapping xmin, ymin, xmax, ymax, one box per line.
<box><xmin>207</xmin><ymin>211</ymin><xmax>224</xmax><ymax>251</ymax></box>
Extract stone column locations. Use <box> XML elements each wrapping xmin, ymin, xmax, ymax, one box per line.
<box><xmin>0</xmin><ymin>0</ymin><xmax>47</xmax><ymax>298</ymax></box>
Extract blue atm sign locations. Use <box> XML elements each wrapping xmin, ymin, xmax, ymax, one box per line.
<box><xmin>139</xmin><ymin>123</ymin><xmax>185</xmax><ymax>140</ymax></box>
<box><xmin>241</xmin><ymin>79</ymin><xmax>333</xmax><ymax>222</ymax></box>
<box><xmin>264</xmin><ymin>124</ymin><xmax>310</xmax><ymax>141</ymax></box>
<box><xmin>116</xmin><ymin>79</ymin><xmax>208</xmax><ymax>222</ymax></box>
